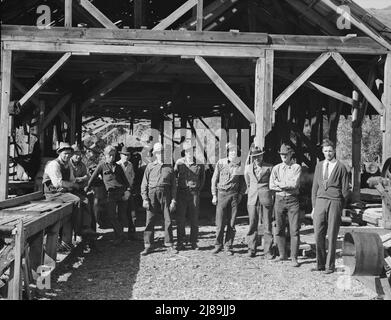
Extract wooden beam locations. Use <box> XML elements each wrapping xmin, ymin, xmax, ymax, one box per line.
<box><xmin>70</xmin><ymin>103</ymin><xmax>77</xmax><ymax>144</ymax></box>
<box><xmin>8</xmin><ymin>220</ymin><xmax>23</xmax><ymax>300</ymax></box>
<box><xmin>273</xmin><ymin>52</ymin><xmax>332</xmax><ymax>111</ymax></box>
<box><xmin>383</xmin><ymin>53</ymin><xmax>391</xmax><ymax>229</ymax></box>
<box><xmin>133</xmin><ymin>0</ymin><xmax>145</xmax><ymax>29</ymax></box>
<box><xmin>77</xmin><ymin>0</ymin><xmax>118</xmax><ymax>29</ymax></box>
<box><xmin>319</xmin><ymin>0</ymin><xmax>391</xmax><ymax>51</ymax></box>
<box><xmin>0</xmin><ymin>48</ymin><xmax>12</xmax><ymax>201</ymax></box>
<box><xmin>352</xmin><ymin>90</ymin><xmax>361</xmax><ymax>203</ymax></box>
<box><xmin>13</xmin><ymin>79</ymin><xmax>40</xmax><ymax>109</ymax></box>
<box><xmin>41</xmin><ymin>93</ymin><xmax>72</xmax><ymax>131</ymax></box>
<box><xmin>65</xmin><ymin>0</ymin><xmax>73</xmax><ymax>27</ymax></box>
<box><xmin>331</xmin><ymin>52</ymin><xmax>385</xmax><ymax>115</ymax></box>
<box><xmin>0</xmin><ymin>191</ymin><xmax>44</xmax><ymax>209</ymax></box>
<box><xmin>153</xmin><ymin>0</ymin><xmax>198</xmax><ymax>30</ymax></box>
<box><xmin>194</xmin><ymin>56</ymin><xmax>255</xmax><ymax>123</ymax></box>
<box><xmin>254</xmin><ymin>50</ymin><xmax>274</xmax><ymax>148</ymax></box>
<box><xmin>18</xmin><ymin>53</ymin><xmax>72</xmax><ymax>107</ymax></box>
<box><xmin>196</xmin><ymin>0</ymin><xmax>204</xmax><ymax>31</ymax></box>
<box><xmin>274</xmin><ymin>68</ymin><xmax>354</xmax><ymax>105</ymax></box>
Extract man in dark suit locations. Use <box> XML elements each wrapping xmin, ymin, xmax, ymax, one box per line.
<box><xmin>244</xmin><ymin>146</ymin><xmax>274</xmax><ymax>258</ymax></box>
<box><xmin>311</xmin><ymin>139</ymin><xmax>350</xmax><ymax>274</ymax></box>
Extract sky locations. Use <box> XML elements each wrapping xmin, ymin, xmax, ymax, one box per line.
<box><xmin>352</xmin><ymin>0</ymin><xmax>391</xmax><ymax>9</ymax></box>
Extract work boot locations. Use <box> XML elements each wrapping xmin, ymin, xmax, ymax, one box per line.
<box><xmin>212</xmin><ymin>246</ymin><xmax>222</xmax><ymax>254</ymax></box>
<box><xmin>175</xmin><ymin>244</ymin><xmax>186</xmax><ymax>251</ymax></box>
<box><xmin>141</xmin><ymin>247</ymin><xmax>153</xmax><ymax>256</ymax></box>
<box><xmin>248</xmin><ymin>250</ymin><xmax>256</xmax><ymax>258</ymax></box>
<box><xmin>272</xmin><ymin>256</ymin><xmax>288</xmax><ymax>262</ymax></box>
<box><xmin>167</xmin><ymin>246</ymin><xmax>179</xmax><ymax>254</ymax></box>
<box><xmin>191</xmin><ymin>243</ymin><xmax>199</xmax><ymax>250</ymax></box>
<box><xmin>291</xmin><ymin>258</ymin><xmax>300</xmax><ymax>267</ymax></box>
<box><xmin>224</xmin><ymin>248</ymin><xmax>234</xmax><ymax>256</ymax></box>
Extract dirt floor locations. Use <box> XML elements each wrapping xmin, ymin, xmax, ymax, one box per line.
<box><xmin>32</xmin><ymin>212</ymin><xmax>378</xmax><ymax>300</ymax></box>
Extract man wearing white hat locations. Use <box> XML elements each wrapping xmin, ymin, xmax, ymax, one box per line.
<box><xmin>211</xmin><ymin>142</ymin><xmax>246</xmax><ymax>255</ymax></box>
<box><xmin>174</xmin><ymin>140</ymin><xmax>205</xmax><ymax>250</ymax></box>
<box><xmin>140</xmin><ymin>142</ymin><xmax>177</xmax><ymax>255</ymax></box>
<box><xmin>43</xmin><ymin>142</ymin><xmax>96</xmax><ymax>239</ymax></box>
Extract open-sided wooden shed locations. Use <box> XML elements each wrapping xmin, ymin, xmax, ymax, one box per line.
<box><xmin>1</xmin><ymin>0</ymin><xmax>391</xmax><ymax>226</ymax></box>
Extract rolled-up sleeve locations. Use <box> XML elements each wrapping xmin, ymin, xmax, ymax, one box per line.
<box><xmin>45</xmin><ymin>161</ymin><xmax>75</xmax><ymax>189</ymax></box>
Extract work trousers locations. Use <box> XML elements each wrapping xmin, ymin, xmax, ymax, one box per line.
<box><xmin>313</xmin><ymin>198</ymin><xmax>342</xmax><ymax>270</ymax></box>
<box><xmin>176</xmin><ymin>190</ymin><xmax>200</xmax><ymax>246</ymax></box>
<box><xmin>144</xmin><ymin>187</ymin><xmax>173</xmax><ymax>248</ymax></box>
<box><xmin>215</xmin><ymin>191</ymin><xmax>239</xmax><ymax>249</ymax></box>
<box><xmin>118</xmin><ymin>190</ymin><xmax>137</xmax><ymax>235</ymax></box>
<box><xmin>274</xmin><ymin>195</ymin><xmax>300</xmax><ymax>259</ymax></box>
<box><xmin>247</xmin><ymin>202</ymin><xmax>273</xmax><ymax>253</ymax></box>
<box><xmin>106</xmin><ymin>189</ymin><xmax>126</xmax><ymax>240</ymax></box>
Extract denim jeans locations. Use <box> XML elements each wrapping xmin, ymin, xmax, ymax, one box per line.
<box><xmin>176</xmin><ymin>190</ymin><xmax>200</xmax><ymax>246</ymax></box>
<box><xmin>215</xmin><ymin>191</ymin><xmax>239</xmax><ymax>249</ymax></box>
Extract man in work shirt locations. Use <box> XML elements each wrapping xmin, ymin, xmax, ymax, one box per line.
<box><xmin>174</xmin><ymin>140</ymin><xmax>205</xmax><ymax>251</ymax></box>
<box><xmin>311</xmin><ymin>139</ymin><xmax>349</xmax><ymax>274</ymax></box>
<box><xmin>140</xmin><ymin>142</ymin><xmax>177</xmax><ymax>255</ymax></box>
<box><xmin>211</xmin><ymin>142</ymin><xmax>246</xmax><ymax>256</ymax></box>
<box><xmin>116</xmin><ymin>146</ymin><xmax>138</xmax><ymax>240</ymax></box>
<box><xmin>43</xmin><ymin>142</ymin><xmax>96</xmax><ymax>241</ymax></box>
<box><xmin>269</xmin><ymin>144</ymin><xmax>302</xmax><ymax>267</ymax></box>
<box><xmin>244</xmin><ymin>145</ymin><xmax>274</xmax><ymax>258</ymax></box>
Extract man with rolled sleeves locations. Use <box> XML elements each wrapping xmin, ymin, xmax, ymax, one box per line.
<box><xmin>311</xmin><ymin>139</ymin><xmax>349</xmax><ymax>274</ymax></box>
<box><xmin>174</xmin><ymin>140</ymin><xmax>205</xmax><ymax>251</ymax></box>
<box><xmin>211</xmin><ymin>142</ymin><xmax>246</xmax><ymax>256</ymax></box>
<box><xmin>269</xmin><ymin>144</ymin><xmax>302</xmax><ymax>267</ymax></box>
<box><xmin>140</xmin><ymin>142</ymin><xmax>177</xmax><ymax>255</ymax></box>
<box><xmin>244</xmin><ymin>145</ymin><xmax>274</xmax><ymax>258</ymax></box>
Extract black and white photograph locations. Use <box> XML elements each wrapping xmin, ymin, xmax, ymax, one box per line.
<box><xmin>0</xmin><ymin>0</ymin><xmax>391</xmax><ymax>304</ymax></box>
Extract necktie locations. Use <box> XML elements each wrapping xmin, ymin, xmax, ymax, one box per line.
<box><xmin>324</xmin><ymin>162</ymin><xmax>329</xmax><ymax>181</ymax></box>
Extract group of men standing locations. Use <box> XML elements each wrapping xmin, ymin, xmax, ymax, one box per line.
<box><xmin>43</xmin><ymin>136</ymin><xmax>349</xmax><ymax>275</ymax></box>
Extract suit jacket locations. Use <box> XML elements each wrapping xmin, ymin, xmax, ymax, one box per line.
<box><xmin>244</xmin><ymin>162</ymin><xmax>273</xmax><ymax>206</ymax></box>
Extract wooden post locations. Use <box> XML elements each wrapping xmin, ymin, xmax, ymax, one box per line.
<box><xmin>254</xmin><ymin>50</ymin><xmax>273</xmax><ymax>148</ymax></box>
<box><xmin>134</xmin><ymin>0</ymin><xmax>145</xmax><ymax>29</ymax></box>
<box><xmin>70</xmin><ymin>102</ymin><xmax>76</xmax><ymax>144</ymax></box>
<box><xmin>8</xmin><ymin>220</ymin><xmax>23</xmax><ymax>300</ymax></box>
<box><xmin>196</xmin><ymin>0</ymin><xmax>203</xmax><ymax>31</ymax></box>
<box><xmin>38</xmin><ymin>101</ymin><xmax>45</xmax><ymax>158</ymax></box>
<box><xmin>45</xmin><ymin>220</ymin><xmax>61</xmax><ymax>264</ymax></box>
<box><xmin>382</xmin><ymin>53</ymin><xmax>391</xmax><ymax>229</ymax></box>
<box><xmin>352</xmin><ymin>90</ymin><xmax>361</xmax><ymax>203</ymax></box>
<box><xmin>0</xmin><ymin>48</ymin><xmax>12</xmax><ymax>201</ymax></box>
<box><xmin>29</xmin><ymin>231</ymin><xmax>44</xmax><ymax>272</ymax></box>
<box><xmin>65</xmin><ymin>0</ymin><xmax>73</xmax><ymax>27</ymax></box>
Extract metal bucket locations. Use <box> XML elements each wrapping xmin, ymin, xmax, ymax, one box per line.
<box><xmin>342</xmin><ymin>232</ymin><xmax>384</xmax><ymax>276</ymax></box>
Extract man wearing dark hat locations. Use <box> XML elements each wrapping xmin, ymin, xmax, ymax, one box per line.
<box><xmin>174</xmin><ymin>140</ymin><xmax>205</xmax><ymax>250</ymax></box>
<box><xmin>244</xmin><ymin>145</ymin><xmax>274</xmax><ymax>258</ymax></box>
<box><xmin>140</xmin><ymin>142</ymin><xmax>177</xmax><ymax>255</ymax></box>
<box><xmin>211</xmin><ymin>142</ymin><xmax>246</xmax><ymax>255</ymax></box>
<box><xmin>311</xmin><ymin>139</ymin><xmax>349</xmax><ymax>274</ymax></box>
<box><xmin>117</xmin><ymin>146</ymin><xmax>138</xmax><ymax>240</ymax></box>
<box><xmin>43</xmin><ymin>142</ymin><xmax>96</xmax><ymax>239</ymax></box>
<box><xmin>269</xmin><ymin>143</ymin><xmax>302</xmax><ymax>267</ymax></box>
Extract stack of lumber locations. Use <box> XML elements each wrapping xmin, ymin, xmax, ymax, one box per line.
<box><xmin>362</xmin><ymin>204</ymin><xmax>384</xmax><ymax>227</ymax></box>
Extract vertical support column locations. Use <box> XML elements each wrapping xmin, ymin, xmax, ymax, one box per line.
<box><xmin>65</xmin><ymin>0</ymin><xmax>73</xmax><ymax>27</ymax></box>
<box><xmin>254</xmin><ymin>49</ymin><xmax>273</xmax><ymax>148</ymax></box>
<box><xmin>70</xmin><ymin>102</ymin><xmax>76</xmax><ymax>145</ymax></box>
<box><xmin>352</xmin><ymin>90</ymin><xmax>361</xmax><ymax>203</ymax></box>
<box><xmin>0</xmin><ymin>48</ymin><xmax>12</xmax><ymax>200</ymax></box>
<box><xmin>134</xmin><ymin>0</ymin><xmax>146</xmax><ymax>29</ymax></box>
<box><xmin>196</xmin><ymin>0</ymin><xmax>203</xmax><ymax>31</ymax></box>
<box><xmin>382</xmin><ymin>53</ymin><xmax>391</xmax><ymax>229</ymax></box>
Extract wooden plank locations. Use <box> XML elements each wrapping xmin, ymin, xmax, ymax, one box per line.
<box><xmin>65</xmin><ymin>0</ymin><xmax>73</xmax><ymax>27</ymax></box>
<box><xmin>332</xmin><ymin>52</ymin><xmax>385</xmax><ymax>115</ymax></box>
<box><xmin>153</xmin><ymin>0</ymin><xmax>198</xmax><ymax>31</ymax></box>
<box><xmin>0</xmin><ymin>48</ymin><xmax>12</xmax><ymax>201</ymax></box>
<box><xmin>18</xmin><ymin>53</ymin><xmax>72</xmax><ymax>107</ymax></box>
<box><xmin>77</xmin><ymin>0</ymin><xmax>118</xmax><ymax>29</ymax></box>
<box><xmin>382</xmin><ymin>53</ymin><xmax>391</xmax><ymax>230</ymax></box>
<box><xmin>133</xmin><ymin>0</ymin><xmax>145</xmax><ymax>29</ymax></box>
<box><xmin>8</xmin><ymin>220</ymin><xmax>23</xmax><ymax>300</ymax></box>
<box><xmin>196</xmin><ymin>0</ymin><xmax>203</xmax><ymax>31</ymax></box>
<box><xmin>44</xmin><ymin>220</ymin><xmax>61</xmax><ymax>264</ymax></box>
<box><xmin>254</xmin><ymin>50</ymin><xmax>274</xmax><ymax>148</ymax></box>
<box><xmin>70</xmin><ymin>103</ymin><xmax>77</xmax><ymax>144</ymax></box>
<box><xmin>28</xmin><ymin>231</ymin><xmax>44</xmax><ymax>271</ymax></box>
<box><xmin>352</xmin><ymin>91</ymin><xmax>361</xmax><ymax>203</ymax></box>
<box><xmin>273</xmin><ymin>52</ymin><xmax>331</xmax><ymax>111</ymax></box>
<box><xmin>319</xmin><ymin>0</ymin><xmax>391</xmax><ymax>51</ymax></box>
<box><xmin>194</xmin><ymin>56</ymin><xmax>255</xmax><ymax>123</ymax></box>
<box><xmin>40</xmin><ymin>93</ymin><xmax>72</xmax><ymax>131</ymax></box>
<box><xmin>0</xmin><ymin>191</ymin><xmax>44</xmax><ymax>209</ymax></box>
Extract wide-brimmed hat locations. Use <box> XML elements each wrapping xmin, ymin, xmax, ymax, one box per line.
<box><xmin>72</xmin><ymin>144</ymin><xmax>84</xmax><ymax>153</ymax></box>
<box><xmin>250</xmin><ymin>146</ymin><xmax>265</xmax><ymax>157</ymax></box>
<box><xmin>119</xmin><ymin>146</ymin><xmax>130</xmax><ymax>155</ymax></box>
<box><xmin>57</xmin><ymin>142</ymin><xmax>73</xmax><ymax>154</ymax></box>
<box><xmin>152</xmin><ymin>142</ymin><xmax>163</xmax><ymax>154</ymax></box>
<box><xmin>226</xmin><ymin>142</ymin><xmax>238</xmax><ymax>151</ymax></box>
<box><xmin>278</xmin><ymin>144</ymin><xmax>293</xmax><ymax>155</ymax></box>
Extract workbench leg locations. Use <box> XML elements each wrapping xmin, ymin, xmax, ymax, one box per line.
<box><xmin>61</xmin><ymin>217</ymin><xmax>73</xmax><ymax>247</ymax></box>
<box><xmin>7</xmin><ymin>220</ymin><xmax>23</xmax><ymax>300</ymax></box>
<box><xmin>45</xmin><ymin>221</ymin><xmax>61</xmax><ymax>266</ymax></box>
<box><xmin>29</xmin><ymin>231</ymin><xmax>44</xmax><ymax>272</ymax></box>
<box><xmin>22</xmin><ymin>255</ymin><xmax>31</xmax><ymax>300</ymax></box>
